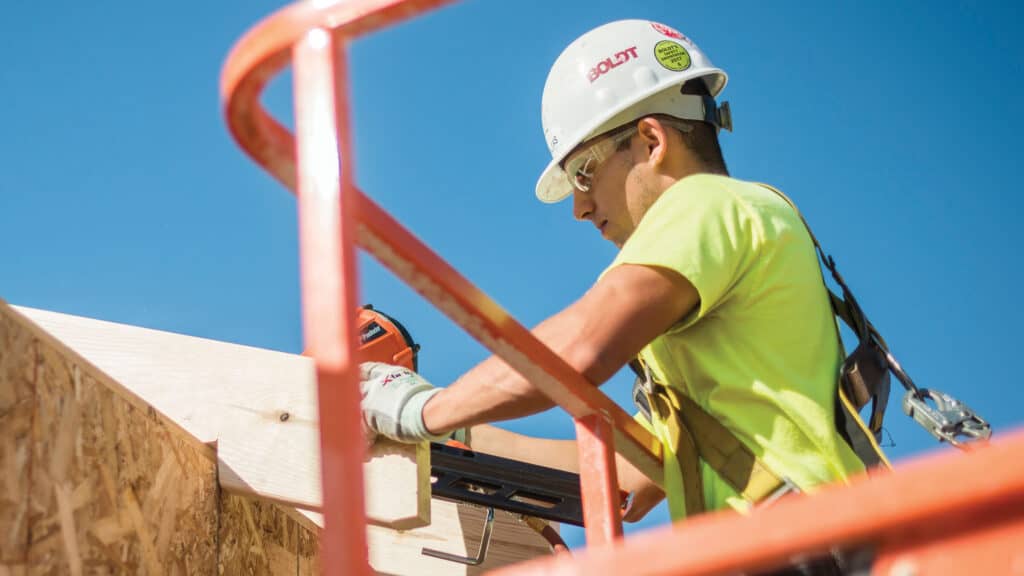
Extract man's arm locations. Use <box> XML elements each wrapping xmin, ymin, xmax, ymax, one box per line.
<box><xmin>421</xmin><ymin>262</ymin><xmax>699</xmax><ymax>434</ymax></box>
<box><xmin>467</xmin><ymin>424</ymin><xmax>581</xmax><ymax>472</ymax></box>
<box><xmin>359</xmin><ymin>262</ymin><xmax>696</xmax><ymax>520</ymax></box>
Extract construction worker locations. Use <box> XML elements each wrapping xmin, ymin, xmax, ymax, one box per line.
<box><xmin>360</xmin><ymin>19</ymin><xmax>876</xmax><ymax>568</ymax></box>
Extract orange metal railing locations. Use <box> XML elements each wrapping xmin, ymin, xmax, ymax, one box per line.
<box><xmin>491</xmin><ymin>431</ymin><xmax>1024</xmax><ymax>576</ymax></box>
<box><xmin>222</xmin><ymin>2</ymin><xmax>1024</xmax><ymax>575</ymax></box>
<box><xmin>221</xmin><ymin>1</ymin><xmax>664</xmax><ymax>573</ymax></box>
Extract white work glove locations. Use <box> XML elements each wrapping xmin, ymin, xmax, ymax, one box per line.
<box><xmin>360</xmin><ymin>362</ymin><xmax>451</xmax><ymax>444</ymax></box>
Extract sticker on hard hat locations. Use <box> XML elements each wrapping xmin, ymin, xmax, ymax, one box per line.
<box><xmin>654</xmin><ymin>41</ymin><xmax>691</xmax><ymax>72</ymax></box>
<box><xmin>650</xmin><ymin>22</ymin><xmax>684</xmax><ymax>40</ymax></box>
<box><xmin>587</xmin><ymin>46</ymin><xmax>639</xmax><ymax>83</ymax></box>
<box><xmin>650</xmin><ymin>23</ymin><xmax>696</xmax><ymax>49</ymax></box>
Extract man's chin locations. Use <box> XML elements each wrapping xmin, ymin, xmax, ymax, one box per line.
<box><xmin>610</xmin><ymin>231</ymin><xmax>632</xmax><ymax>249</ymax></box>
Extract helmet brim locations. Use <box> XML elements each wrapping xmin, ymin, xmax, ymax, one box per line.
<box><xmin>536</xmin><ymin>157</ymin><xmax>573</xmax><ymax>204</ymax></box>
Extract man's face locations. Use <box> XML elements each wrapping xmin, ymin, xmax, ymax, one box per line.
<box><xmin>566</xmin><ymin>130</ymin><xmax>656</xmax><ymax>248</ymax></box>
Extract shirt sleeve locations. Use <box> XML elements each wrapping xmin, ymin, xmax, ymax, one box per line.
<box><xmin>608</xmin><ymin>176</ymin><xmax>761</xmax><ymax>325</ymax></box>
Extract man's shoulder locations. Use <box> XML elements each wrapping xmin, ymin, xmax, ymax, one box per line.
<box><xmin>668</xmin><ymin>173</ymin><xmax>784</xmax><ymax>201</ymax></box>
<box><xmin>657</xmin><ymin>174</ymin><xmax>787</xmax><ymax>218</ymax></box>
<box><xmin>654</xmin><ymin>175</ymin><xmax>810</xmax><ymax>252</ymax></box>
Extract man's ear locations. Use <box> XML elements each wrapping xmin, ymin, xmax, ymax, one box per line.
<box><xmin>635</xmin><ymin>117</ymin><xmax>670</xmax><ymax>168</ymax></box>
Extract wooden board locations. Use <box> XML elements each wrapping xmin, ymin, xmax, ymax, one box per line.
<box><xmin>294</xmin><ymin>501</ymin><xmax>557</xmax><ymax>575</ymax></box>
<box><xmin>12</xmin><ymin>305</ymin><xmax>429</xmax><ymax>529</ymax></box>
<box><xmin>214</xmin><ymin>495</ymin><xmax>561</xmax><ymax>576</ymax></box>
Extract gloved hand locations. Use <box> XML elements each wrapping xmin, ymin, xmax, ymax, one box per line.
<box><xmin>360</xmin><ymin>362</ymin><xmax>451</xmax><ymax>444</ymax></box>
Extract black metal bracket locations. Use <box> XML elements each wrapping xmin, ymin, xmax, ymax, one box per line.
<box><xmin>429</xmin><ymin>443</ymin><xmax>584</xmax><ymax>526</ymax></box>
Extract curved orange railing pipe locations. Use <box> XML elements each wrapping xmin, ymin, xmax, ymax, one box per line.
<box><xmin>221</xmin><ymin>0</ymin><xmax>665</xmax><ymax>573</ymax></box>
<box><xmin>221</xmin><ymin>1</ymin><xmax>662</xmax><ymax>470</ymax></box>
<box><xmin>222</xmin><ymin>0</ymin><xmax>460</xmax><ymax>193</ymax></box>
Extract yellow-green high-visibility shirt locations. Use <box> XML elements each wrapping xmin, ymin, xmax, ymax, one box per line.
<box><xmin>607</xmin><ymin>174</ymin><xmax>865</xmax><ymax>520</ymax></box>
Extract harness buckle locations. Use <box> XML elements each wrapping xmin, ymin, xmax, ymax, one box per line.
<box><xmin>902</xmin><ymin>388</ymin><xmax>991</xmax><ymax>447</ymax></box>
<box><xmin>631</xmin><ymin>362</ymin><xmax>657</xmax><ymax>423</ymax></box>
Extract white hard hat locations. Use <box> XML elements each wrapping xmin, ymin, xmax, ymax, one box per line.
<box><xmin>536</xmin><ymin>19</ymin><xmax>729</xmax><ymax>203</ymax></box>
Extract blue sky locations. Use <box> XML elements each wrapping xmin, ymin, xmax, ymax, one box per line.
<box><xmin>2</xmin><ymin>0</ymin><xmax>1021</xmax><ymax>548</ymax></box>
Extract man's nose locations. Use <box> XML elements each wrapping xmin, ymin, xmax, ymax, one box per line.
<box><xmin>573</xmin><ymin>190</ymin><xmax>594</xmax><ymax>222</ymax></box>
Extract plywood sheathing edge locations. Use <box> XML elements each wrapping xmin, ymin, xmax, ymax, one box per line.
<box><xmin>1</xmin><ymin>300</ymin><xmax>220</xmax><ymax>573</ymax></box>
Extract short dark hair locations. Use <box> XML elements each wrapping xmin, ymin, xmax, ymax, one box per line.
<box><xmin>674</xmin><ymin>80</ymin><xmax>729</xmax><ymax>175</ymax></box>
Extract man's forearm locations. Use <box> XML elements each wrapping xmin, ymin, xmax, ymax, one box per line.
<box><xmin>422</xmin><ymin>355</ymin><xmax>556</xmax><ymax>433</ymax></box>
<box><xmin>467</xmin><ymin>424</ymin><xmax>580</xmax><ymax>472</ymax></box>
<box><xmin>420</xmin><ymin>264</ymin><xmax>696</xmax><ymax>436</ymax></box>
<box><xmin>421</xmin><ymin>301</ymin><xmax>612</xmax><ymax>435</ymax></box>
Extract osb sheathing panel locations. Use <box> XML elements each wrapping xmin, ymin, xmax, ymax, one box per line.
<box><xmin>0</xmin><ymin>304</ymin><xmax>220</xmax><ymax>574</ymax></box>
<box><xmin>219</xmin><ymin>493</ymin><xmax>320</xmax><ymax>575</ymax></box>
<box><xmin>0</xmin><ymin>309</ymin><xmax>35</xmax><ymax>566</ymax></box>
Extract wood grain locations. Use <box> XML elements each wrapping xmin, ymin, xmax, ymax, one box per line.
<box><xmin>15</xmin><ymin>305</ymin><xmax>429</xmax><ymax>528</ymax></box>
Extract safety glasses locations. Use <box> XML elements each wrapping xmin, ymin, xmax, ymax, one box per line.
<box><xmin>563</xmin><ymin>124</ymin><xmax>637</xmax><ymax>193</ymax></box>
<box><xmin>563</xmin><ymin>117</ymin><xmax>694</xmax><ymax>193</ymax></box>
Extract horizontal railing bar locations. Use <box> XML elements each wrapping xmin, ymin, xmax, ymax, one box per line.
<box><xmin>487</xmin><ymin>429</ymin><xmax>1024</xmax><ymax>576</ymax></box>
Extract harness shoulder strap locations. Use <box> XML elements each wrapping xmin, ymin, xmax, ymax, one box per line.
<box><xmin>647</xmin><ymin>387</ymin><xmax>705</xmax><ymax>516</ymax></box>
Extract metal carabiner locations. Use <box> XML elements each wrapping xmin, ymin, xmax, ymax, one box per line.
<box><xmin>902</xmin><ymin>388</ymin><xmax>992</xmax><ymax>448</ymax></box>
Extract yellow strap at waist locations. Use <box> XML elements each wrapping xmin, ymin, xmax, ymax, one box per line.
<box><xmin>648</xmin><ymin>387</ymin><xmax>704</xmax><ymax>516</ymax></box>
<box><xmin>647</xmin><ymin>384</ymin><xmax>789</xmax><ymax>513</ymax></box>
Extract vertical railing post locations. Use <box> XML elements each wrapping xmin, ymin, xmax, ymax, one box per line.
<box><xmin>293</xmin><ymin>28</ymin><xmax>370</xmax><ymax>576</ymax></box>
<box><xmin>575</xmin><ymin>414</ymin><xmax>624</xmax><ymax>545</ymax></box>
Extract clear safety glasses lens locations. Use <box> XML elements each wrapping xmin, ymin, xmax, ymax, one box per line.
<box><xmin>564</xmin><ymin>127</ymin><xmax>637</xmax><ymax>193</ymax></box>
<box><xmin>564</xmin><ymin>118</ymin><xmax>695</xmax><ymax>193</ymax></box>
